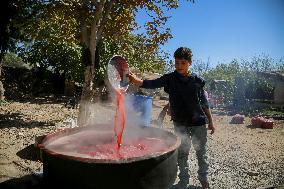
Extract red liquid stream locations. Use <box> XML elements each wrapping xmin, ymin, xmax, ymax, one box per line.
<box><xmin>114</xmin><ymin>89</ymin><xmax>126</xmax><ymax>156</ymax></box>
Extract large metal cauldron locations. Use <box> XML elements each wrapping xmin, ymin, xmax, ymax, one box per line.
<box><xmin>37</xmin><ymin>124</ymin><xmax>181</xmax><ymax>189</ymax></box>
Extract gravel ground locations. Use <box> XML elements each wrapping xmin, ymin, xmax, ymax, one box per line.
<box><xmin>0</xmin><ymin>97</ymin><xmax>283</xmax><ymax>189</ymax></box>
<box><xmin>155</xmin><ymin>100</ymin><xmax>284</xmax><ymax>189</ymax></box>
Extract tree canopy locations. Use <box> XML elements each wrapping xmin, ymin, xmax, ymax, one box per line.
<box><xmin>14</xmin><ymin>0</ymin><xmax>193</xmax><ymax>82</ymax></box>
<box><xmin>4</xmin><ymin>0</ymin><xmax>194</xmax><ymax>125</ymax></box>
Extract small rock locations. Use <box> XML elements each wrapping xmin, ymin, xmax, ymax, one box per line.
<box><xmin>18</xmin><ymin>132</ymin><xmax>24</xmax><ymax>136</ymax></box>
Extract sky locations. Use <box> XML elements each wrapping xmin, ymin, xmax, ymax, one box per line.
<box><xmin>135</xmin><ymin>0</ymin><xmax>284</xmax><ymax>66</ymax></box>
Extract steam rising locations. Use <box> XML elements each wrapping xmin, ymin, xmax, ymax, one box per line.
<box><xmin>42</xmin><ymin>90</ymin><xmax>179</xmax><ymax>161</ymax></box>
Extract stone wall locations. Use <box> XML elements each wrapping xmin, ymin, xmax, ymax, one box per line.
<box><xmin>274</xmin><ymin>81</ymin><xmax>284</xmax><ymax>104</ymax></box>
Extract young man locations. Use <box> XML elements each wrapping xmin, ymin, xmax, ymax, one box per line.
<box><xmin>128</xmin><ymin>47</ymin><xmax>215</xmax><ymax>189</ymax></box>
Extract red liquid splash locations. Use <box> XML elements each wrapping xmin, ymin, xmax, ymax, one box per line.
<box><xmin>114</xmin><ymin>89</ymin><xmax>126</xmax><ymax>155</ymax></box>
<box><xmin>77</xmin><ymin>138</ymin><xmax>168</xmax><ymax>160</ymax></box>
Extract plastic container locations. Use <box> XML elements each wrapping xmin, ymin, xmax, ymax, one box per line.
<box><xmin>131</xmin><ymin>94</ymin><xmax>153</xmax><ymax>127</ymax></box>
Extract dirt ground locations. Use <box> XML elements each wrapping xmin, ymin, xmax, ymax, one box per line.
<box><xmin>0</xmin><ymin>96</ymin><xmax>284</xmax><ymax>189</ymax></box>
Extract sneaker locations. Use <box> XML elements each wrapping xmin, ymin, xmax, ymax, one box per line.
<box><xmin>200</xmin><ymin>181</ymin><xmax>210</xmax><ymax>189</ymax></box>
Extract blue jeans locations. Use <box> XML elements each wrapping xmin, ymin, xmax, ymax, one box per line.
<box><xmin>174</xmin><ymin>123</ymin><xmax>209</xmax><ymax>185</ymax></box>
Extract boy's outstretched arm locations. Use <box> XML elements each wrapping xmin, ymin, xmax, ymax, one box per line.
<box><xmin>128</xmin><ymin>72</ymin><xmax>168</xmax><ymax>89</ymax></box>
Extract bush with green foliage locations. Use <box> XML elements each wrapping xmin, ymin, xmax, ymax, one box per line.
<box><xmin>2</xmin><ymin>52</ymin><xmax>31</xmax><ymax>69</ymax></box>
<box><xmin>201</xmin><ymin>55</ymin><xmax>283</xmax><ymax>102</ymax></box>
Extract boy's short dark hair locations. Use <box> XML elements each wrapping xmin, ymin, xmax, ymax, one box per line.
<box><xmin>174</xmin><ymin>47</ymin><xmax>192</xmax><ymax>62</ymax></box>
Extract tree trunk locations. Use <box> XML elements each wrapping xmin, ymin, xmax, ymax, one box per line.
<box><xmin>0</xmin><ymin>57</ymin><xmax>5</xmax><ymax>101</ymax></box>
<box><xmin>0</xmin><ymin>82</ymin><xmax>4</xmax><ymax>101</ymax></box>
<box><xmin>0</xmin><ymin>70</ymin><xmax>4</xmax><ymax>101</ymax></box>
<box><xmin>77</xmin><ymin>64</ymin><xmax>94</xmax><ymax>126</ymax></box>
<box><xmin>77</xmin><ymin>0</ymin><xmax>113</xmax><ymax>127</ymax></box>
<box><xmin>77</xmin><ymin>41</ymin><xmax>95</xmax><ymax>126</ymax></box>
<box><xmin>77</xmin><ymin>12</ymin><xmax>99</xmax><ymax>126</ymax></box>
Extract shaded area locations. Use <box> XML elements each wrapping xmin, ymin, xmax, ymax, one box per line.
<box><xmin>9</xmin><ymin>95</ymin><xmax>70</xmax><ymax>105</ymax></box>
<box><xmin>2</xmin><ymin>66</ymin><xmax>65</xmax><ymax>100</ymax></box>
<box><xmin>16</xmin><ymin>144</ymin><xmax>41</xmax><ymax>162</ymax></box>
<box><xmin>246</xmin><ymin>124</ymin><xmax>262</xmax><ymax>129</ymax></box>
<box><xmin>9</xmin><ymin>95</ymin><xmax>80</xmax><ymax>110</ymax></box>
<box><xmin>170</xmin><ymin>184</ymin><xmax>202</xmax><ymax>189</ymax></box>
<box><xmin>0</xmin><ymin>112</ymin><xmax>54</xmax><ymax>129</ymax></box>
<box><xmin>0</xmin><ymin>174</ymin><xmax>44</xmax><ymax>189</ymax></box>
<box><xmin>0</xmin><ymin>177</ymin><xmax>206</xmax><ymax>189</ymax></box>
<box><xmin>215</xmin><ymin>105</ymin><xmax>284</xmax><ymax>120</ymax></box>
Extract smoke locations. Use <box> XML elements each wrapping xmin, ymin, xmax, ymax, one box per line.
<box><xmin>124</xmin><ymin>94</ymin><xmax>145</xmax><ymax>129</ymax></box>
<box><xmin>81</xmin><ymin>102</ymin><xmax>115</xmax><ymax>127</ymax></box>
<box><xmin>173</xmin><ymin>126</ymin><xmax>206</xmax><ymax>153</ymax></box>
<box><xmin>77</xmin><ymin>92</ymin><xmax>146</xmax><ymax>133</ymax></box>
<box><xmin>42</xmin><ymin>87</ymin><xmax>179</xmax><ymax>160</ymax></box>
<box><xmin>43</xmin><ymin>129</ymin><xmax>115</xmax><ymax>159</ymax></box>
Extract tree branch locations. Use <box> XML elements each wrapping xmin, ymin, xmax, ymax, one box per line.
<box><xmin>81</xmin><ymin>20</ymin><xmax>89</xmax><ymax>47</ymax></box>
<box><xmin>96</xmin><ymin>0</ymin><xmax>114</xmax><ymax>45</ymax></box>
<box><xmin>89</xmin><ymin>0</ymin><xmax>105</xmax><ymax>73</ymax></box>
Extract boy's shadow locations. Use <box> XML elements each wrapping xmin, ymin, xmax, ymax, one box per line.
<box><xmin>0</xmin><ymin>174</ymin><xmax>44</xmax><ymax>189</ymax></box>
<box><xmin>170</xmin><ymin>184</ymin><xmax>202</xmax><ymax>189</ymax></box>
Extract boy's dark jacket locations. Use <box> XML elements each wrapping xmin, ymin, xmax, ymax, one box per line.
<box><xmin>141</xmin><ymin>71</ymin><xmax>209</xmax><ymax>126</ymax></box>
